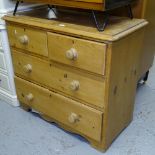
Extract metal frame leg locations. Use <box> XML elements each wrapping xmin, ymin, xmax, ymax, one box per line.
<box><xmin>127</xmin><ymin>4</ymin><xmax>133</xmax><ymax>19</ymax></box>
<box><xmin>48</xmin><ymin>4</ymin><xmax>52</xmax><ymax>10</ymax></box>
<box><xmin>92</xmin><ymin>10</ymin><xmax>109</xmax><ymax>32</ymax></box>
<box><xmin>13</xmin><ymin>0</ymin><xmax>23</xmax><ymax>16</ymax></box>
<box><xmin>143</xmin><ymin>71</ymin><xmax>149</xmax><ymax>83</ymax></box>
<box><xmin>48</xmin><ymin>4</ymin><xmax>57</xmax><ymax>16</ymax></box>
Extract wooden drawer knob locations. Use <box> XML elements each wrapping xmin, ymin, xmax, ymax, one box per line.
<box><xmin>25</xmin><ymin>93</ymin><xmax>34</xmax><ymax>102</ymax></box>
<box><xmin>23</xmin><ymin>64</ymin><xmax>32</xmax><ymax>73</ymax></box>
<box><xmin>70</xmin><ymin>80</ymin><xmax>80</xmax><ymax>91</ymax></box>
<box><xmin>68</xmin><ymin>113</ymin><xmax>79</xmax><ymax>123</ymax></box>
<box><xmin>66</xmin><ymin>48</ymin><xmax>78</xmax><ymax>60</ymax></box>
<box><xmin>19</xmin><ymin>35</ymin><xmax>29</xmax><ymax>44</ymax></box>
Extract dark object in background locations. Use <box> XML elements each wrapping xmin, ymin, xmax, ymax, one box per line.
<box><xmin>13</xmin><ymin>0</ymin><xmax>137</xmax><ymax>31</ymax></box>
<box><xmin>105</xmin><ymin>0</ymin><xmax>137</xmax><ymax>10</ymax></box>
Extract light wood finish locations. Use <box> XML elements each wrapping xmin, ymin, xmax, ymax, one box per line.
<box><xmin>4</xmin><ymin>15</ymin><xmax>148</xmax><ymax>42</ymax></box>
<box><xmin>4</xmin><ymin>11</ymin><xmax>147</xmax><ymax>151</ymax></box>
<box><xmin>12</xmin><ymin>50</ymin><xmax>106</xmax><ymax>108</ymax></box>
<box><xmin>113</xmin><ymin>0</ymin><xmax>155</xmax><ymax>79</ymax></box>
<box><xmin>15</xmin><ymin>76</ymin><xmax>103</xmax><ymax>142</ymax></box>
<box><xmin>134</xmin><ymin>0</ymin><xmax>155</xmax><ymax>78</ymax></box>
<box><xmin>7</xmin><ymin>24</ymin><xmax>48</xmax><ymax>57</ymax></box>
<box><xmin>48</xmin><ymin>32</ymin><xmax>107</xmax><ymax>75</ymax></box>
<box><xmin>22</xmin><ymin>0</ymin><xmax>104</xmax><ymax>11</ymax></box>
<box><xmin>102</xmin><ymin>28</ymin><xmax>145</xmax><ymax>149</ymax></box>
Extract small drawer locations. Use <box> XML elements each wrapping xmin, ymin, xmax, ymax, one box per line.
<box><xmin>7</xmin><ymin>24</ymin><xmax>48</xmax><ymax>57</ymax></box>
<box><xmin>0</xmin><ymin>73</ymin><xmax>11</xmax><ymax>91</ymax></box>
<box><xmin>48</xmin><ymin>32</ymin><xmax>107</xmax><ymax>75</ymax></box>
<box><xmin>12</xmin><ymin>50</ymin><xmax>105</xmax><ymax>108</ymax></box>
<box><xmin>15</xmin><ymin>77</ymin><xmax>103</xmax><ymax>142</ymax></box>
<box><xmin>0</xmin><ymin>51</ymin><xmax>7</xmax><ymax>70</ymax></box>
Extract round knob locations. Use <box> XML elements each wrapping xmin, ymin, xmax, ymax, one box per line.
<box><xmin>66</xmin><ymin>48</ymin><xmax>78</xmax><ymax>60</ymax></box>
<box><xmin>19</xmin><ymin>35</ymin><xmax>29</xmax><ymax>44</ymax></box>
<box><xmin>23</xmin><ymin>64</ymin><xmax>32</xmax><ymax>73</ymax></box>
<box><xmin>68</xmin><ymin>113</ymin><xmax>79</xmax><ymax>124</ymax></box>
<box><xmin>25</xmin><ymin>93</ymin><xmax>34</xmax><ymax>102</ymax></box>
<box><xmin>70</xmin><ymin>80</ymin><xmax>80</xmax><ymax>91</ymax></box>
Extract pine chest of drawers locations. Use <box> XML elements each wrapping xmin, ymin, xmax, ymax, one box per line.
<box><xmin>4</xmin><ymin>11</ymin><xmax>147</xmax><ymax>151</ymax></box>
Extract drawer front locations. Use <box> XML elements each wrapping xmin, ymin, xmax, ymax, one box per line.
<box><xmin>0</xmin><ymin>73</ymin><xmax>11</xmax><ymax>91</ymax></box>
<box><xmin>48</xmin><ymin>32</ymin><xmax>107</xmax><ymax>75</ymax></box>
<box><xmin>0</xmin><ymin>52</ymin><xmax>7</xmax><ymax>70</ymax></box>
<box><xmin>36</xmin><ymin>0</ymin><xmax>104</xmax><ymax>10</ymax></box>
<box><xmin>7</xmin><ymin>24</ymin><xmax>48</xmax><ymax>57</ymax></box>
<box><xmin>12</xmin><ymin>50</ymin><xmax>105</xmax><ymax>108</ymax></box>
<box><xmin>15</xmin><ymin>77</ymin><xmax>103</xmax><ymax>141</ymax></box>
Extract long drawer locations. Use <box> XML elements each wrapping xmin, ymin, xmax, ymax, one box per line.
<box><xmin>23</xmin><ymin>0</ymin><xmax>104</xmax><ymax>11</ymax></box>
<box><xmin>59</xmin><ymin>0</ymin><xmax>103</xmax><ymax>3</ymax></box>
<box><xmin>12</xmin><ymin>50</ymin><xmax>105</xmax><ymax>108</ymax></box>
<box><xmin>7</xmin><ymin>24</ymin><xmax>48</xmax><ymax>57</ymax></box>
<box><xmin>48</xmin><ymin>32</ymin><xmax>107</xmax><ymax>75</ymax></box>
<box><xmin>15</xmin><ymin>76</ymin><xmax>103</xmax><ymax>141</ymax></box>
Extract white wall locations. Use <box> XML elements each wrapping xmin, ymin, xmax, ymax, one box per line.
<box><xmin>0</xmin><ymin>0</ymin><xmax>16</xmax><ymax>13</ymax></box>
<box><xmin>0</xmin><ymin>0</ymin><xmax>41</xmax><ymax>14</ymax></box>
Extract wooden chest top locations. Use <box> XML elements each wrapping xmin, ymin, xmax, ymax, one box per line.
<box><xmin>4</xmin><ymin>8</ymin><xmax>148</xmax><ymax>42</ymax></box>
